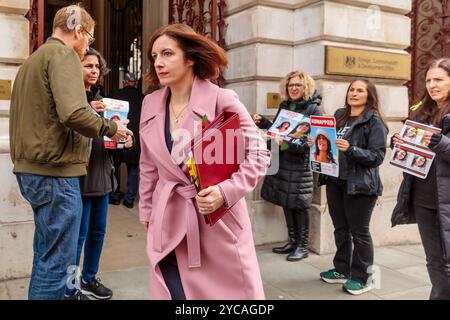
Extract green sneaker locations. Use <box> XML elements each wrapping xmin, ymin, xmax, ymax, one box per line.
<box><xmin>342</xmin><ymin>278</ymin><xmax>374</xmax><ymax>295</ymax></box>
<box><xmin>320</xmin><ymin>268</ymin><xmax>348</xmax><ymax>284</ymax></box>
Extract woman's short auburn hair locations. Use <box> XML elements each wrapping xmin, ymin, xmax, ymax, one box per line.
<box><xmin>280</xmin><ymin>70</ymin><xmax>315</xmax><ymax>101</ymax></box>
<box><xmin>145</xmin><ymin>23</ymin><xmax>228</xmax><ymax>86</ymax></box>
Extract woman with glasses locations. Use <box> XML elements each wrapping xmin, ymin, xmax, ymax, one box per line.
<box><xmin>253</xmin><ymin>71</ymin><xmax>322</xmax><ymax>261</ymax></box>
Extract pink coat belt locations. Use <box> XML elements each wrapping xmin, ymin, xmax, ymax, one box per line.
<box><xmin>152</xmin><ymin>181</ymin><xmax>201</xmax><ymax>268</ymax></box>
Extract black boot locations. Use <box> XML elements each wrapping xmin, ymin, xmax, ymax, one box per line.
<box><xmin>273</xmin><ymin>208</ymin><xmax>296</xmax><ymax>254</ymax></box>
<box><xmin>287</xmin><ymin>210</ymin><xmax>309</xmax><ymax>261</ymax></box>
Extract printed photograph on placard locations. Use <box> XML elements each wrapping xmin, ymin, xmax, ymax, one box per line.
<box><xmin>390</xmin><ymin>144</ymin><xmax>435</xmax><ymax>179</ymax></box>
<box><xmin>400</xmin><ymin>120</ymin><xmax>441</xmax><ymax>149</ymax></box>
<box><xmin>102</xmin><ymin>98</ymin><xmax>129</xmax><ymax>149</ymax></box>
<box><xmin>267</xmin><ymin>109</ymin><xmax>310</xmax><ymax>145</ymax></box>
<box><xmin>309</xmin><ymin>116</ymin><xmax>339</xmax><ymax>177</ymax></box>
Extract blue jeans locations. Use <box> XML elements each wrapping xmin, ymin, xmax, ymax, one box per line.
<box><xmin>124</xmin><ymin>163</ymin><xmax>139</xmax><ymax>203</ymax></box>
<box><xmin>16</xmin><ymin>173</ymin><xmax>82</xmax><ymax>300</ymax></box>
<box><xmin>65</xmin><ymin>194</ymin><xmax>109</xmax><ymax>296</ymax></box>
<box><xmin>110</xmin><ymin>162</ymin><xmax>139</xmax><ymax>204</ymax></box>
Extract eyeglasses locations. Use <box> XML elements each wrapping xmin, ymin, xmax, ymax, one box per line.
<box><xmin>83</xmin><ymin>29</ymin><xmax>95</xmax><ymax>45</ymax></box>
<box><xmin>288</xmin><ymin>83</ymin><xmax>304</xmax><ymax>88</ymax></box>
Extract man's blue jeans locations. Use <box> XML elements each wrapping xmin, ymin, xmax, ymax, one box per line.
<box><xmin>16</xmin><ymin>173</ymin><xmax>82</xmax><ymax>300</ymax></box>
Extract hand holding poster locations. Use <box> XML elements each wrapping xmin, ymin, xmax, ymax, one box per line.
<box><xmin>102</xmin><ymin>98</ymin><xmax>129</xmax><ymax>149</ymax></box>
<box><xmin>267</xmin><ymin>109</ymin><xmax>311</xmax><ymax>145</ymax></box>
<box><xmin>309</xmin><ymin>116</ymin><xmax>339</xmax><ymax>177</ymax></box>
<box><xmin>390</xmin><ymin>120</ymin><xmax>441</xmax><ymax>179</ymax></box>
<box><xmin>400</xmin><ymin>120</ymin><xmax>441</xmax><ymax>149</ymax></box>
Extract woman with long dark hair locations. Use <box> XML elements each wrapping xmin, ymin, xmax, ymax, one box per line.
<box><xmin>392</xmin><ymin>58</ymin><xmax>450</xmax><ymax>300</ymax></box>
<box><xmin>313</xmin><ymin>79</ymin><xmax>388</xmax><ymax>295</ymax></box>
<box><xmin>313</xmin><ymin>131</ymin><xmax>336</xmax><ymax>164</ymax></box>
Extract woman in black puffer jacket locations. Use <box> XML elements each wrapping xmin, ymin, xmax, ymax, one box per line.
<box><xmin>253</xmin><ymin>70</ymin><xmax>322</xmax><ymax>261</ymax></box>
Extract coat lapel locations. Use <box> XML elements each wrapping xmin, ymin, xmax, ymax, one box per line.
<box><xmin>144</xmin><ymin>78</ymin><xmax>220</xmax><ymax>185</ymax></box>
<box><xmin>171</xmin><ymin>77</ymin><xmax>220</xmax><ymax>160</ymax></box>
<box><xmin>140</xmin><ymin>87</ymin><xmax>189</xmax><ymax>183</ymax></box>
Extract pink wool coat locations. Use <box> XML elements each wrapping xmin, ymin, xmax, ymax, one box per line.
<box><xmin>139</xmin><ymin>77</ymin><xmax>271</xmax><ymax>300</ymax></box>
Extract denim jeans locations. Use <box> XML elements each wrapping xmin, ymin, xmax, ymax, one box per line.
<box><xmin>124</xmin><ymin>163</ymin><xmax>139</xmax><ymax>204</ymax></box>
<box><xmin>16</xmin><ymin>173</ymin><xmax>82</xmax><ymax>300</ymax></box>
<box><xmin>110</xmin><ymin>162</ymin><xmax>139</xmax><ymax>204</ymax></box>
<box><xmin>65</xmin><ymin>194</ymin><xmax>109</xmax><ymax>296</ymax></box>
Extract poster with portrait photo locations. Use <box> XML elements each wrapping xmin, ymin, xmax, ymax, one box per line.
<box><xmin>102</xmin><ymin>98</ymin><xmax>129</xmax><ymax>149</ymax></box>
<box><xmin>390</xmin><ymin>143</ymin><xmax>435</xmax><ymax>179</ymax></box>
<box><xmin>309</xmin><ymin>116</ymin><xmax>339</xmax><ymax>177</ymax></box>
<box><xmin>400</xmin><ymin>120</ymin><xmax>441</xmax><ymax>150</ymax></box>
<box><xmin>267</xmin><ymin>109</ymin><xmax>310</xmax><ymax>146</ymax></box>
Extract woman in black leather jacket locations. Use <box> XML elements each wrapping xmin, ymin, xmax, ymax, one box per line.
<box><xmin>314</xmin><ymin>79</ymin><xmax>388</xmax><ymax>295</ymax></box>
<box><xmin>253</xmin><ymin>71</ymin><xmax>322</xmax><ymax>262</ymax></box>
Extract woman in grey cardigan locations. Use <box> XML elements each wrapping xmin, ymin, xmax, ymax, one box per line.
<box><xmin>392</xmin><ymin>57</ymin><xmax>450</xmax><ymax>300</ymax></box>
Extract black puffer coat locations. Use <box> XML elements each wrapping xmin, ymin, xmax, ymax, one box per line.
<box><xmin>392</xmin><ymin>115</ymin><xmax>450</xmax><ymax>260</ymax></box>
<box><xmin>257</xmin><ymin>90</ymin><xmax>322</xmax><ymax>209</ymax></box>
<box><xmin>80</xmin><ymin>87</ymin><xmax>116</xmax><ymax>196</ymax></box>
<box><xmin>319</xmin><ymin>108</ymin><xmax>388</xmax><ymax>196</ymax></box>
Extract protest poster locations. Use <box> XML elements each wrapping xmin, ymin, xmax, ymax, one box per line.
<box><xmin>390</xmin><ymin>120</ymin><xmax>441</xmax><ymax>179</ymax></box>
<box><xmin>400</xmin><ymin>120</ymin><xmax>441</xmax><ymax>149</ymax></box>
<box><xmin>309</xmin><ymin>116</ymin><xmax>339</xmax><ymax>177</ymax></box>
<box><xmin>390</xmin><ymin>144</ymin><xmax>435</xmax><ymax>179</ymax></box>
<box><xmin>102</xmin><ymin>98</ymin><xmax>129</xmax><ymax>149</ymax></box>
<box><xmin>267</xmin><ymin>109</ymin><xmax>311</xmax><ymax>145</ymax></box>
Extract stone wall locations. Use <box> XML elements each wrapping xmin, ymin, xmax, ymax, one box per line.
<box><xmin>0</xmin><ymin>0</ymin><xmax>34</xmax><ymax>280</ymax></box>
<box><xmin>224</xmin><ymin>0</ymin><xmax>420</xmax><ymax>253</ymax></box>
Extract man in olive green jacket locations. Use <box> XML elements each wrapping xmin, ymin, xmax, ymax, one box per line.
<box><xmin>9</xmin><ymin>5</ymin><xmax>133</xmax><ymax>300</ymax></box>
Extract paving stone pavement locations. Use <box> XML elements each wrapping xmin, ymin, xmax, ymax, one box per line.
<box><xmin>0</xmin><ymin>204</ymin><xmax>432</xmax><ymax>300</ymax></box>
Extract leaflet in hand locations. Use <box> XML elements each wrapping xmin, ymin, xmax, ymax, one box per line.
<box><xmin>390</xmin><ymin>120</ymin><xmax>441</xmax><ymax>179</ymax></box>
<box><xmin>267</xmin><ymin>109</ymin><xmax>311</xmax><ymax>145</ymax></box>
<box><xmin>309</xmin><ymin>116</ymin><xmax>339</xmax><ymax>177</ymax></box>
<box><xmin>102</xmin><ymin>98</ymin><xmax>129</xmax><ymax>150</ymax></box>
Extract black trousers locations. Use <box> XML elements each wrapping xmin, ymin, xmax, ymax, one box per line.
<box><xmin>159</xmin><ymin>251</ymin><xmax>186</xmax><ymax>300</ymax></box>
<box><xmin>326</xmin><ymin>178</ymin><xmax>377</xmax><ymax>283</ymax></box>
<box><xmin>414</xmin><ymin>205</ymin><xmax>450</xmax><ymax>300</ymax></box>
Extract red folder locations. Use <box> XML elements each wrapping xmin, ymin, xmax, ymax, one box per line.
<box><xmin>190</xmin><ymin>111</ymin><xmax>242</xmax><ymax>226</ymax></box>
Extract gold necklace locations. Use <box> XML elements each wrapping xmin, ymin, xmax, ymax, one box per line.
<box><xmin>171</xmin><ymin>103</ymin><xmax>188</xmax><ymax>125</ymax></box>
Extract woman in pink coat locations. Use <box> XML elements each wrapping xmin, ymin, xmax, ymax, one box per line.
<box><xmin>139</xmin><ymin>24</ymin><xmax>271</xmax><ymax>300</ymax></box>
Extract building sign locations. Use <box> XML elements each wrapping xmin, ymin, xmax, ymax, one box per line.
<box><xmin>325</xmin><ymin>46</ymin><xmax>411</xmax><ymax>80</ymax></box>
<box><xmin>267</xmin><ymin>92</ymin><xmax>281</xmax><ymax>109</ymax></box>
<box><xmin>0</xmin><ymin>80</ymin><xmax>12</xmax><ymax>100</ymax></box>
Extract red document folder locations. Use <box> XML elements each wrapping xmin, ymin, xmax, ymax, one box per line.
<box><xmin>190</xmin><ymin>111</ymin><xmax>242</xmax><ymax>226</ymax></box>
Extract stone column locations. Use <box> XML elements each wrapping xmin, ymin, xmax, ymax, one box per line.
<box><xmin>224</xmin><ymin>0</ymin><xmax>420</xmax><ymax>252</ymax></box>
<box><xmin>142</xmin><ymin>0</ymin><xmax>169</xmax><ymax>93</ymax></box>
<box><xmin>0</xmin><ymin>0</ymin><xmax>34</xmax><ymax>280</ymax></box>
